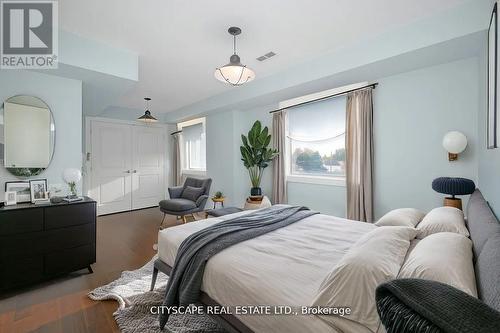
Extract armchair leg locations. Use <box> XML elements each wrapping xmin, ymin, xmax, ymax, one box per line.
<box><xmin>182</xmin><ymin>215</ymin><xmax>187</xmax><ymax>223</ymax></box>
<box><xmin>159</xmin><ymin>213</ymin><xmax>166</xmax><ymax>229</ymax></box>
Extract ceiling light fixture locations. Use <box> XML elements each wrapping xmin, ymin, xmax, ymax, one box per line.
<box><xmin>138</xmin><ymin>97</ymin><xmax>158</xmax><ymax>123</ymax></box>
<box><xmin>214</xmin><ymin>27</ymin><xmax>255</xmax><ymax>86</ymax></box>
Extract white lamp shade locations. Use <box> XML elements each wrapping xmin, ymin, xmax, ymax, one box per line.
<box><xmin>63</xmin><ymin>168</ymin><xmax>82</xmax><ymax>184</ymax></box>
<box><xmin>442</xmin><ymin>131</ymin><xmax>467</xmax><ymax>154</ymax></box>
<box><xmin>214</xmin><ymin>65</ymin><xmax>255</xmax><ymax>86</ymax></box>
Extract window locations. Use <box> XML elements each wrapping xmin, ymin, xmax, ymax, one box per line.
<box><xmin>285</xmin><ymin>94</ymin><xmax>346</xmax><ymax>185</ymax></box>
<box><xmin>178</xmin><ymin>118</ymin><xmax>206</xmax><ymax>173</ymax></box>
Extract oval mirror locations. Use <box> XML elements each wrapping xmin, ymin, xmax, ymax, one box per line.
<box><xmin>0</xmin><ymin>95</ymin><xmax>55</xmax><ymax>177</ymax></box>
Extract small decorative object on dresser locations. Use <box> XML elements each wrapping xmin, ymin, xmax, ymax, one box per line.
<box><xmin>5</xmin><ymin>191</ymin><xmax>17</xmax><ymax>206</ymax></box>
<box><xmin>5</xmin><ymin>181</ymin><xmax>31</xmax><ymax>203</ymax></box>
<box><xmin>432</xmin><ymin>177</ymin><xmax>476</xmax><ymax>210</ymax></box>
<box><xmin>29</xmin><ymin>179</ymin><xmax>48</xmax><ymax>203</ymax></box>
<box><xmin>63</xmin><ymin>168</ymin><xmax>82</xmax><ymax>197</ymax></box>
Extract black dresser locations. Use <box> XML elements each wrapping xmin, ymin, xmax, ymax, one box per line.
<box><xmin>0</xmin><ymin>197</ymin><xmax>96</xmax><ymax>291</ymax></box>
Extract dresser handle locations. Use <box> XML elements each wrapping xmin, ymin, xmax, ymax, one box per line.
<box><xmin>124</xmin><ymin>170</ymin><xmax>131</xmax><ymax>173</ymax></box>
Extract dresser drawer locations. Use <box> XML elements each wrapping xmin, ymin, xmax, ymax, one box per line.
<box><xmin>44</xmin><ymin>223</ymin><xmax>95</xmax><ymax>252</ymax></box>
<box><xmin>44</xmin><ymin>203</ymin><xmax>96</xmax><ymax>230</ymax></box>
<box><xmin>44</xmin><ymin>243</ymin><xmax>95</xmax><ymax>275</ymax></box>
<box><xmin>0</xmin><ymin>255</ymin><xmax>44</xmax><ymax>290</ymax></box>
<box><xmin>0</xmin><ymin>208</ymin><xmax>43</xmax><ymax>235</ymax></box>
<box><xmin>0</xmin><ymin>223</ymin><xmax>95</xmax><ymax>256</ymax></box>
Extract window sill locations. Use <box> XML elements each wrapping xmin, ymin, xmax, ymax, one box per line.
<box><xmin>181</xmin><ymin>169</ymin><xmax>207</xmax><ymax>177</ymax></box>
<box><xmin>286</xmin><ymin>175</ymin><xmax>346</xmax><ymax>187</ymax></box>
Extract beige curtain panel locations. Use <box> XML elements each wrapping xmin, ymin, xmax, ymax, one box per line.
<box><xmin>272</xmin><ymin>111</ymin><xmax>287</xmax><ymax>204</ymax></box>
<box><xmin>173</xmin><ymin>134</ymin><xmax>182</xmax><ymax>186</ymax></box>
<box><xmin>346</xmin><ymin>88</ymin><xmax>374</xmax><ymax>222</ymax></box>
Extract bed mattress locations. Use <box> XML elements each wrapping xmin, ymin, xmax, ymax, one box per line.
<box><xmin>157</xmin><ymin>209</ymin><xmax>376</xmax><ymax>333</ymax></box>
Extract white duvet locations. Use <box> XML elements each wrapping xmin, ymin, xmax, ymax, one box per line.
<box><xmin>158</xmin><ymin>209</ymin><xmax>376</xmax><ymax>333</ymax></box>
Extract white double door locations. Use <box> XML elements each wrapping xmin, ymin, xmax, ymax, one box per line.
<box><xmin>90</xmin><ymin>120</ymin><xmax>166</xmax><ymax>215</ymax></box>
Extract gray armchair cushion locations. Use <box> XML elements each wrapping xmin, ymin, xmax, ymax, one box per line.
<box><xmin>160</xmin><ymin>198</ymin><xmax>197</xmax><ymax>212</ymax></box>
<box><xmin>168</xmin><ymin>186</ymin><xmax>184</xmax><ymax>199</ymax></box>
<box><xmin>195</xmin><ymin>194</ymin><xmax>209</xmax><ymax>207</ymax></box>
<box><xmin>181</xmin><ymin>186</ymin><xmax>204</xmax><ymax>202</ymax></box>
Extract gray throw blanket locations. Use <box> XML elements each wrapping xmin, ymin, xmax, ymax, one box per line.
<box><xmin>159</xmin><ymin>205</ymin><xmax>317</xmax><ymax>330</ymax></box>
<box><xmin>376</xmin><ymin>278</ymin><xmax>500</xmax><ymax>333</ymax></box>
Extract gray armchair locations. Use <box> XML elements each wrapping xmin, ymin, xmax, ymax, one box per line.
<box><xmin>159</xmin><ymin>177</ymin><xmax>212</xmax><ymax>224</ymax></box>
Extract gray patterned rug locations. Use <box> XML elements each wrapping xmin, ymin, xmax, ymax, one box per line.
<box><xmin>88</xmin><ymin>257</ymin><xmax>226</xmax><ymax>333</ymax></box>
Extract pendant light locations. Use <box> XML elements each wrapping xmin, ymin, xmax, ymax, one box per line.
<box><xmin>214</xmin><ymin>27</ymin><xmax>255</xmax><ymax>86</ymax></box>
<box><xmin>138</xmin><ymin>97</ymin><xmax>158</xmax><ymax>123</ymax></box>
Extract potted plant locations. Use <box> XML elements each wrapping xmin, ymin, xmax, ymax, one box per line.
<box><xmin>240</xmin><ymin>121</ymin><xmax>279</xmax><ymax>196</ymax></box>
<box><xmin>212</xmin><ymin>191</ymin><xmax>224</xmax><ymax>201</ymax></box>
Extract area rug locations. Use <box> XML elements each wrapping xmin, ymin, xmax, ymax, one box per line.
<box><xmin>88</xmin><ymin>257</ymin><xmax>226</xmax><ymax>333</ymax></box>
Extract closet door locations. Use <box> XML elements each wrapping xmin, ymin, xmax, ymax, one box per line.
<box><xmin>131</xmin><ymin>126</ymin><xmax>165</xmax><ymax>210</ymax></box>
<box><xmin>90</xmin><ymin>121</ymin><xmax>133</xmax><ymax>215</ymax></box>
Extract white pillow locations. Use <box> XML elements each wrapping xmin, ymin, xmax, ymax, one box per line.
<box><xmin>375</xmin><ymin>208</ymin><xmax>425</xmax><ymax>227</ymax></box>
<box><xmin>311</xmin><ymin>226</ymin><xmax>418</xmax><ymax>332</ymax></box>
<box><xmin>416</xmin><ymin>206</ymin><xmax>469</xmax><ymax>239</ymax></box>
<box><xmin>398</xmin><ymin>232</ymin><xmax>477</xmax><ymax>297</ymax></box>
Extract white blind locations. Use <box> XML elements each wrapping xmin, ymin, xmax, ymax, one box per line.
<box><xmin>288</xmin><ymin>96</ymin><xmax>345</xmax><ymax>141</ymax></box>
<box><xmin>182</xmin><ymin>122</ymin><xmax>206</xmax><ymax>170</ymax></box>
<box><xmin>287</xmin><ymin>96</ymin><xmax>346</xmax><ymax>177</ymax></box>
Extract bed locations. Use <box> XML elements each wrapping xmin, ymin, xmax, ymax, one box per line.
<box><xmin>155</xmin><ymin>190</ymin><xmax>500</xmax><ymax>333</ymax></box>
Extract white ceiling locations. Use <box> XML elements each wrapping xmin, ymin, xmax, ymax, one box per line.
<box><xmin>60</xmin><ymin>0</ymin><xmax>468</xmax><ymax>114</ymax></box>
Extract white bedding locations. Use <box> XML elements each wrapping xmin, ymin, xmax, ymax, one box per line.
<box><xmin>157</xmin><ymin>209</ymin><xmax>376</xmax><ymax>333</ymax></box>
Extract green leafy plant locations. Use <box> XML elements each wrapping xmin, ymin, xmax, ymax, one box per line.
<box><xmin>240</xmin><ymin>121</ymin><xmax>279</xmax><ymax>189</ymax></box>
<box><xmin>214</xmin><ymin>191</ymin><xmax>224</xmax><ymax>199</ymax></box>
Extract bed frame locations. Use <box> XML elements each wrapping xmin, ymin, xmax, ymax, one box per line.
<box><xmin>151</xmin><ymin>189</ymin><xmax>500</xmax><ymax>332</ymax></box>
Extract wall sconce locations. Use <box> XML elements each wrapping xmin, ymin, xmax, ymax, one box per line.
<box><xmin>442</xmin><ymin>131</ymin><xmax>467</xmax><ymax>161</ymax></box>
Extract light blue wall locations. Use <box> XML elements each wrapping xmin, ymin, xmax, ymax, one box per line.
<box><xmin>206</xmin><ymin>110</ymin><xmax>237</xmax><ymax>206</ymax></box>
<box><xmin>374</xmin><ymin>57</ymin><xmax>479</xmax><ymax>217</ymax></box>
<box><xmin>202</xmin><ymin>57</ymin><xmax>481</xmax><ymax>218</ymax></box>
<box><xmin>0</xmin><ymin>70</ymin><xmax>83</xmax><ymax>198</ymax></box>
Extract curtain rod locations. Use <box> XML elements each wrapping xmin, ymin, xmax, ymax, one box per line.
<box><xmin>269</xmin><ymin>82</ymin><xmax>378</xmax><ymax>114</ymax></box>
<box><xmin>170</xmin><ymin>130</ymin><xmax>182</xmax><ymax>136</ymax></box>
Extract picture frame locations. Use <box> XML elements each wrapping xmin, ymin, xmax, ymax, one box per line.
<box><xmin>488</xmin><ymin>3</ymin><xmax>498</xmax><ymax>149</ymax></box>
<box><xmin>5</xmin><ymin>191</ymin><xmax>17</xmax><ymax>206</ymax></box>
<box><xmin>29</xmin><ymin>179</ymin><xmax>48</xmax><ymax>203</ymax></box>
<box><xmin>5</xmin><ymin>181</ymin><xmax>31</xmax><ymax>203</ymax></box>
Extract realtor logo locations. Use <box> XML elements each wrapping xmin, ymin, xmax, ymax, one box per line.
<box><xmin>1</xmin><ymin>0</ymin><xmax>58</xmax><ymax>69</ymax></box>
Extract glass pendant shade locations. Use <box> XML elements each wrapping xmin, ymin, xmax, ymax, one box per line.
<box><xmin>215</xmin><ymin>27</ymin><xmax>255</xmax><ymax>86</ymax></box>
<box><xmin>215</xmin><ymin>55</ymin><xmax>255</xmax><ymax>86</ymax></box>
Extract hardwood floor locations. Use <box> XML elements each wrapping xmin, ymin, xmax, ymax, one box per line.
<box><xmin>0</xmin><ymin>207</ymin><xmax>183</xmax><ymax>333</ymax></box>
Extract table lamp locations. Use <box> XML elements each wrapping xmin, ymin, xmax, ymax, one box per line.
<box><xmin>63</xmin><ymin>168</ymin><xmax>82</xmax><ymax>198</ymax></box>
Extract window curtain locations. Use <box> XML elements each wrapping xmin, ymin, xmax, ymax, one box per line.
<box><xmin>346</xmin><ymin>88</ymin><xmax>374</xmax><ymax>222</ymax></box>
<box><xmin>272</xmin><ymin>111</ymin><xmax>287</xmax><ymax>204</ymax></box>
<box><xmin>173</xmin><ymin>133</ymin><xmax>182</xmax><ymax>186</ymax></box>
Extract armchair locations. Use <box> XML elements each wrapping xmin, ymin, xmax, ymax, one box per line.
<box><xmin>159</xmin><ymin>177</ymin><xmax>212</xmax><ymax>225</ymax></box>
